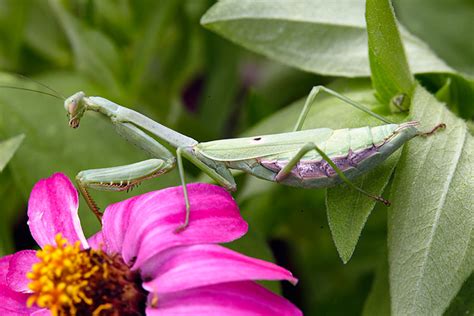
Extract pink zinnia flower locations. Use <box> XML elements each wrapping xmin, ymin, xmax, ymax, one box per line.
<box><xmin>0</xmin><ymin>173</ymin><xmax>301</xmax><ymax>315</ymax></box>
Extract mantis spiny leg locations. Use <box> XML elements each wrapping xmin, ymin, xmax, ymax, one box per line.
<box><xmin>293</xmin><ymin>86</ymin><xmax>393</xmax><ymax>132</ymax></box>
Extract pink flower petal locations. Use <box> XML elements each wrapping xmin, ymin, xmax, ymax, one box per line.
<box><xmin>146</xmin><ymin>281</ymin><xmax>302</xmax><ymax>316</ymax></box>
<box><xmin>0</xmin><ymin>284</ymin><xmax>38</xmax><ymax>315</ymax></box>
<box><xmin>6</xmin><ymin>250</ymin><xmax>37</xmax><ymax>293</ymax></box>
<box><xmin>141</xmin><ymin>244</ymin><xmax>297</xmax><ymax>294</ymax></box>
<box><xmin>87</xmin><ymin>231</ymin><xmax>106</xmax><ymax>251</ymax></box>
<box><xmin>102</xmin><ymin>183</ymin><xmax>247</xmax><ymax>268</ymax></box>
<box><xmin>27</xmin><ymin>173</ymin><xmax>88</xmax><ymax>248</ymax></box>
<box><xmin>100</xmin><ymin>195</ymin><xmax>138</xmax><ymax>254</ymax></box>
<box><xmin>0</xmin><ymin>254</ymin><xmax>13</xmax><ymax>285</ymax></box>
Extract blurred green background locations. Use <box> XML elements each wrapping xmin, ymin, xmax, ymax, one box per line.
<box><xmin>0</xmin><ymin>0</ymin><xmax>472</xmax><ymax>315</ymax></box>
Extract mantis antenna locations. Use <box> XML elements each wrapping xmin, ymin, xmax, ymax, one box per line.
<box><xmin>0</xmin><ymin>85</ymin><xmax>64</xmax><ymax>101</ymax></box>
<box><xmin>15</xmin><ymin>74</ymin><xmax>66</xmax><ymax>99</ymax></box>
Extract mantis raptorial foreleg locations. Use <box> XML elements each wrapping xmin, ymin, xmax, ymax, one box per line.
<box><xmin>275</xmin><ymin>142</ymin><xmax>390</xmax><ymax>206</ymax></box>
<box><xmin>76</xmin><ymin>159</ymin><xmax>172</xmax><ymax>220</ymax></box>
<box><xmin>293</xmin><ymin>85</ymin><xmax>392</xmax><ymax>132</ymax></box>
<box><xmin>76</xmin><ymin>122</ymin><xmax>176</xmax><ymax>220</ymax></box>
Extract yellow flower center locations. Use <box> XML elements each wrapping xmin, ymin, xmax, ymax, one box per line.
<box><xmin>27</xmin><ymin>234</ymin><xmax>146</xmax><ymax>316</ymax></box>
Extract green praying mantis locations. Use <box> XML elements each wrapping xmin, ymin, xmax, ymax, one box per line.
<box><xmin>61</xmin><ymin>86</ymin><xmax>445</xmax><ymax>231</ymax></box>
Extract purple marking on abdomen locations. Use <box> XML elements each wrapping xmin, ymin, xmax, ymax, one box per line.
<box><xmin>295</xmin><ymin>161</ymin><xmax>326</xmax><ymax>178</ymax></box>
<box><xmin>260</xmin><ymin>160</ymin><xmax>302</xmax><ymax>178</ymax></box>
<box><xmin>260</xmin><ymin>145</ymin><xmax>380</xmax><ymax>180</ymax></box>
<box><xmin>260</xmin><ymin>160</ymin><xmax>280</xmax><ymax>173</ymax></box>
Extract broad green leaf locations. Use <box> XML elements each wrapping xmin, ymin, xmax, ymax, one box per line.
<box><xmin>0</xmin><ymin>72</ymin><xmax>181</xmax><ymax>237</ymax></box>
<box><xmin>362</xmin><ymin>250</ymin><xmax>391</xmax><ymax>316</ymax></box>
<box><xmin>395</xmin><ymin>0</ymin><xmax>474</xmax><ymax>77</ymax></box>
<box><xmin>0</xmin><ymin>134</ymin><xmax>24</xmax><ymax>172</ymax></box>
<box><xmin>327</xmin><ymin>151</ymin><xmax>400</xmax><ymax>263</ymax></box>
<box><xmin>366</xmin><ymin>0</ymin><xmax>414</xmax><ymax>109</ymax></box>
<box><xmin>201</xmin><ymin>0</ymin><xmax>453</xmax><ymax>78</ymax></box>
<box><xmin>388</xmin><ymin>85</ymin><xmax>474</xmax><ymax>315</ymax></box>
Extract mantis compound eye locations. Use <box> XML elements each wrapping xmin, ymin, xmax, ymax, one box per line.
<box><xmin>67</xmin><ymin>102</ymin><xmax>77</xmax><ymax>114</ymax></box>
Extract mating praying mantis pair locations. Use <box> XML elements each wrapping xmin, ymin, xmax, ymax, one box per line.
<box><xmin>60</xmin><ymin>85</ymin><xmax>444</xmax><ymax>231</ymax></box>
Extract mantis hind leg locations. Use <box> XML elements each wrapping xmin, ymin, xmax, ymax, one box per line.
<box><xmin>275</xmin><ymin>142</ymin><xmax>391</xmax><ymax>206</ymax></box>
<box><xmin>293</xmin><ymin>86</ymin><xmax>393</xmax><ymax>132</ymax></box>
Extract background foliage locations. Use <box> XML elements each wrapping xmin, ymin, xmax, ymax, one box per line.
<box><xmin>0</xmin><ymin>0</ymin><xmax>472</xmax><ymax>315</ymax></box>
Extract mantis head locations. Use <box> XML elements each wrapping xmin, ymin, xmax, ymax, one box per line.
<box><xmin>64</xmin><ymin>91</ymin><xmax>86</xmax><ymax>128</ymax></box>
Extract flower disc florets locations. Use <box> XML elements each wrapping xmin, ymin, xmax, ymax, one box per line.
<box><xmin>26</xmin><ymin>234</ymin><xmax>146</xmax><ymax>316</ymax></box>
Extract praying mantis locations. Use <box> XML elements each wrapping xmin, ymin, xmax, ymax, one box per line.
<box><xmin>62</xmin><ymin>85</ymin><xmax>445</xmax><ymax>231</ymax></box>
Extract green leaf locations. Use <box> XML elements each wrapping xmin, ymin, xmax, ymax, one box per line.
<box><xmin>395</xmin><ymin>0</ymin><xmax>474</xmax><ymax>77</ymax></box>
<box><xmin>366</xmin><ymin>0</ymin><xmax>414</xmax><ymax>109</ymax></box>
<box><xmin>327</xmin><ymin>151</ymin><xmax>400</xmax><ymax>263</ymax></box>
<box><xmin>201</xmin><ymin>0</ymin><xmax>453</xmax><ymax>78</ymax></box>
<box><xmin>388</xmin><ymin>85</ymin><xmax>474</xmax><ymax>315</ymax></box>
<box><xmin>0</xmin><ymin>134</ymin><xmax>24</xmax><ymax>172</ymax></box>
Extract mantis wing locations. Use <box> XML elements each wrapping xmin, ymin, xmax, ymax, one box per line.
<box><xmin>197</xmin><ymin>125</ymin><xmax>400</xmax><ymax>162</ymax></box>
